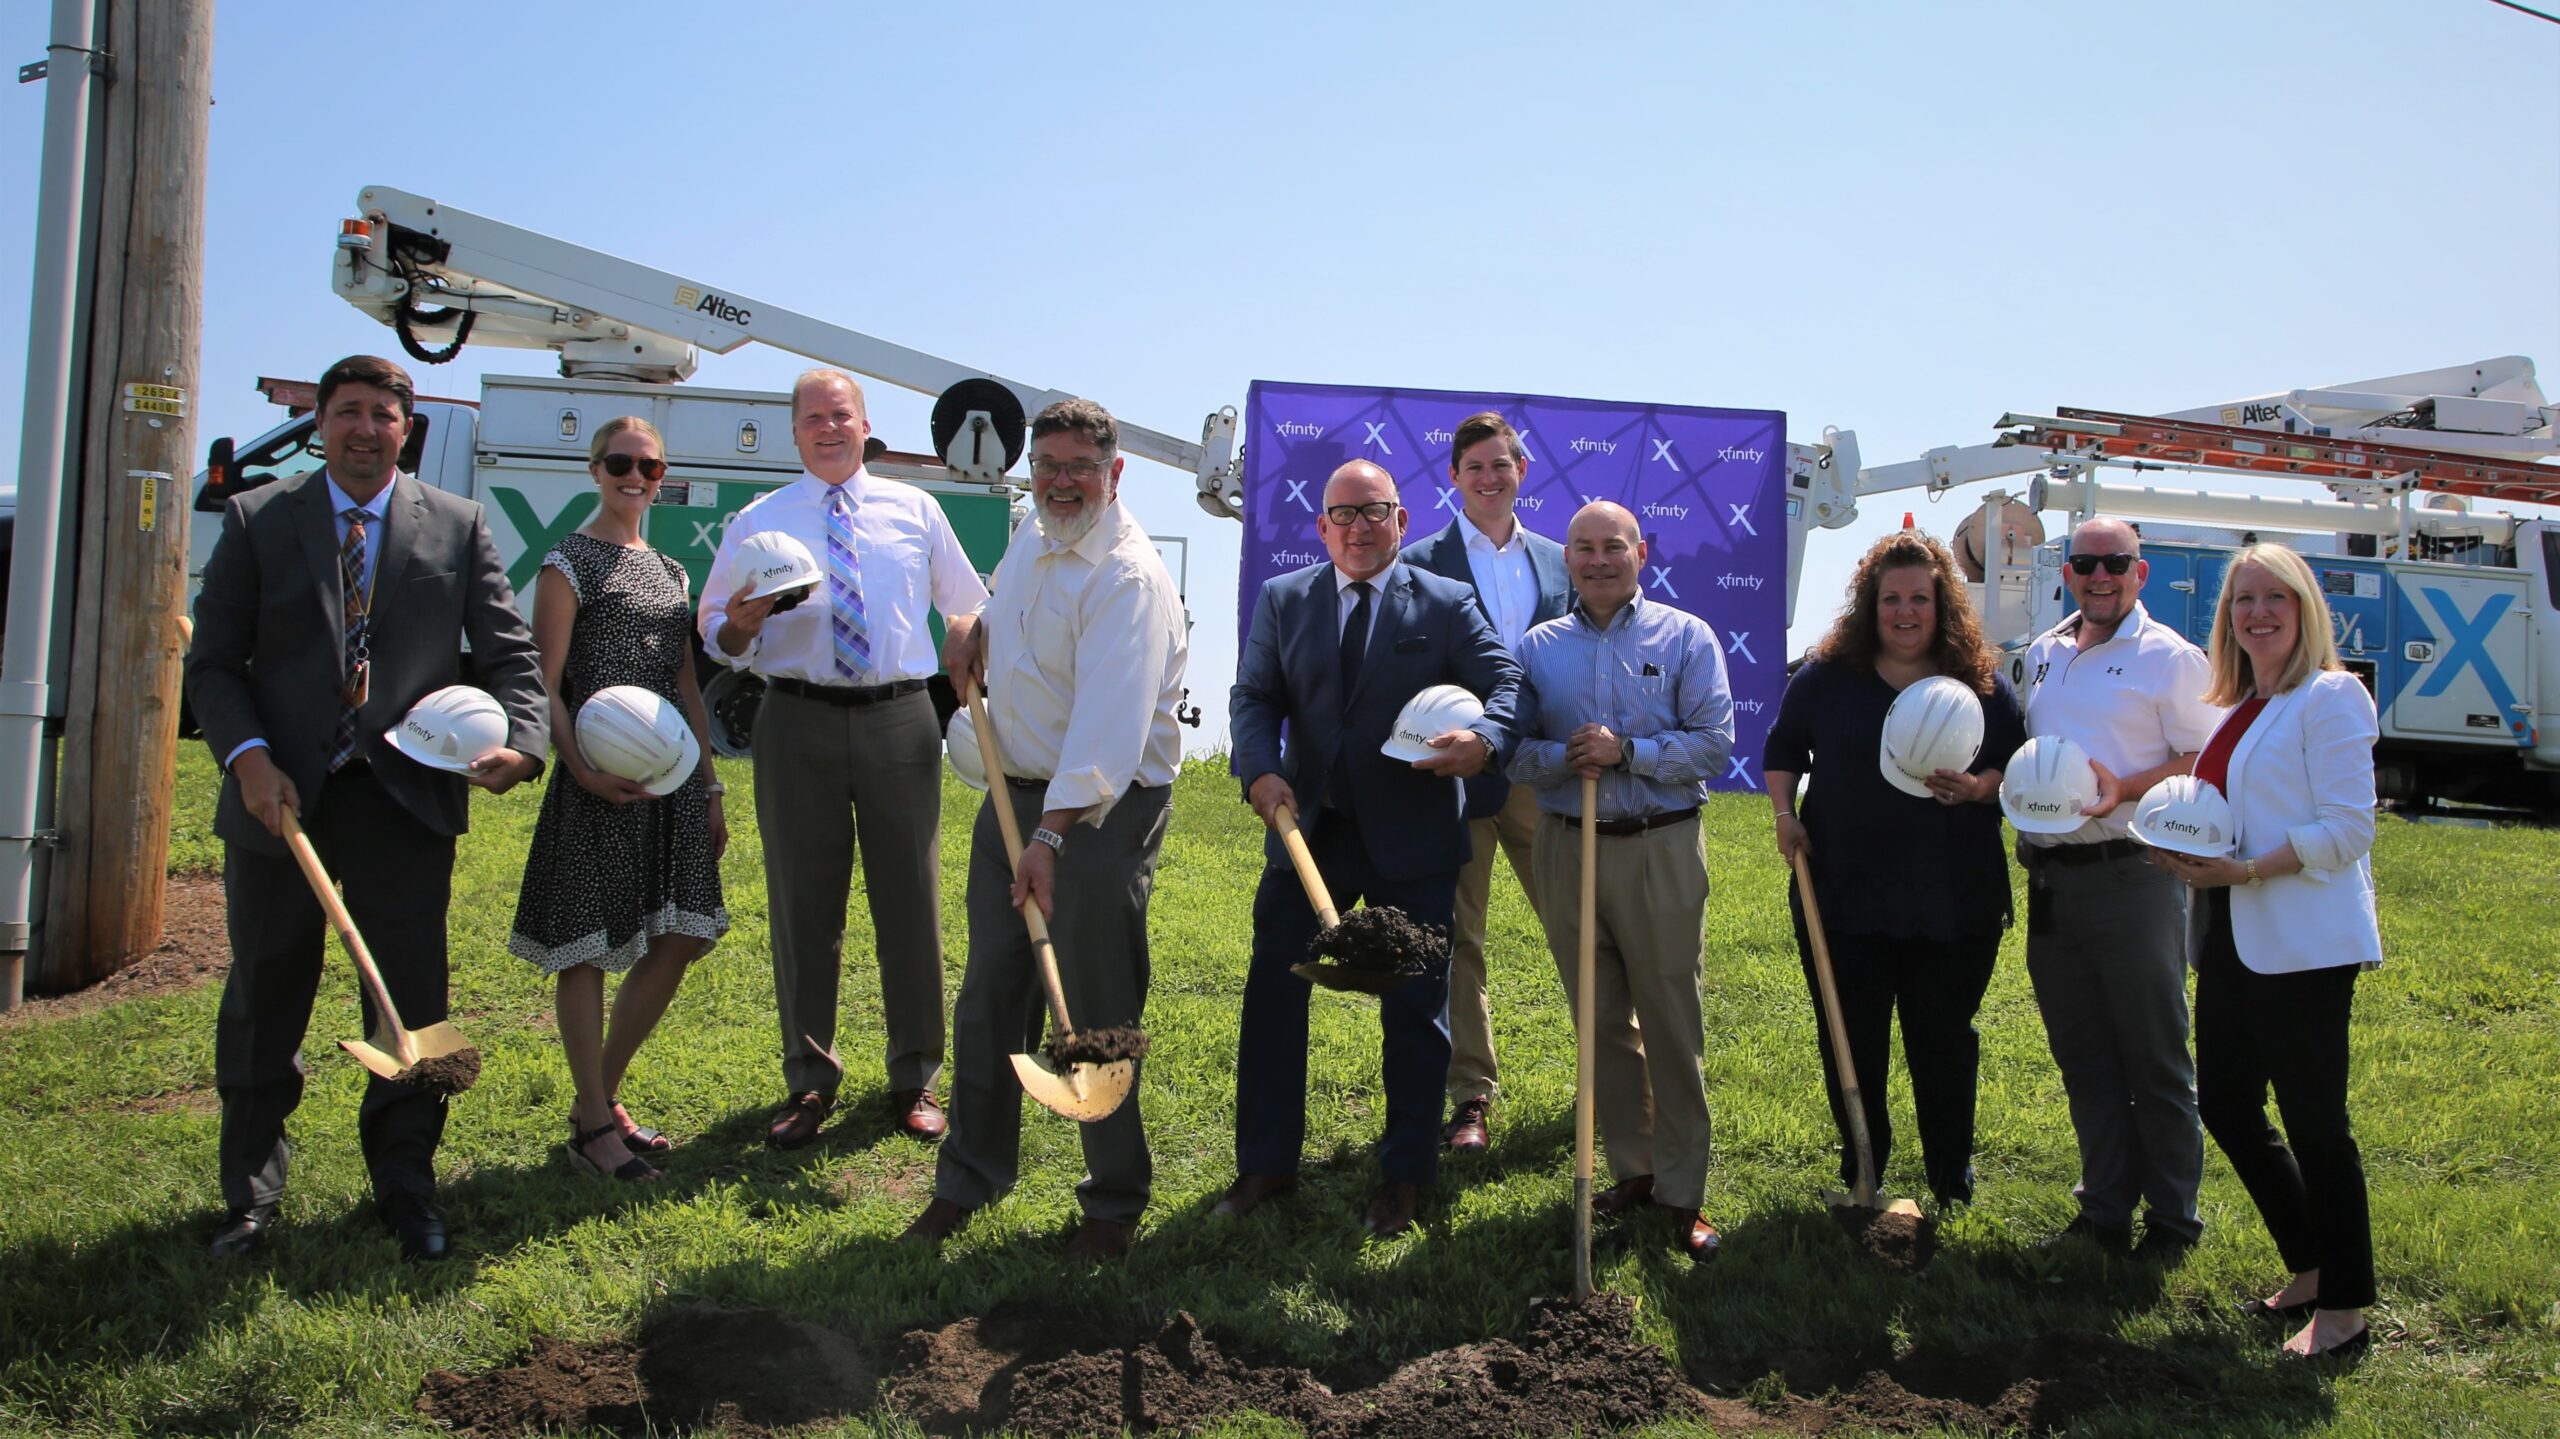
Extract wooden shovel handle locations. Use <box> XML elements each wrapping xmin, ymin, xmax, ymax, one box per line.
<box><xmin>966</xmin><ymin>687</ymin><xmax>1077</xmax><ymax>1039</ymax></box>
<box><xmin>279</xmin><ymin>810</ymin><xmax>416</xmax><ymax>1065</ymax></box>
<box><xmin>1793</xmin><ymin>849</ymin><xmax>1882</xmax><ymax>1204</ymax></box>
<box><xmin>1271</xmin><ymin>804</ymin><xmax>1341</xmax><ymax>929</ymax></box>
<box><xmin>1574</xmin><ymin>774</ymin><xmax>1599</xmax><ymax>1302</ymax></box>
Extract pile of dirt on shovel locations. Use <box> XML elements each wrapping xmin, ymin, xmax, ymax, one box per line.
<box><xmin>420</xmin><ymin>1293</ymin><xmax>1774</xmax><ymax>1439</ymax></box>
<box><xmin>1306</xmin><ymin>904</ymin><xmax>1448</xmax><ymax>980</ymax></box>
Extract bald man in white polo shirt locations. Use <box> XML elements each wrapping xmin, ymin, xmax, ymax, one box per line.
<box><xmin>2018</xmin><ymin>517</ymin><xmax>2221</xmax><ymax>1260</ymax></box>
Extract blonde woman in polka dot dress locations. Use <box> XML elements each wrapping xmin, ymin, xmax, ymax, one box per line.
<box><xmin>510</xmin><ymin>416</ymin><xmax>729</xmax><ymax>1181</ymax></box>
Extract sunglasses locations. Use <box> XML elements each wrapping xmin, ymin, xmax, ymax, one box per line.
<box><xmin>2067</xmin><ymin>553</ymin><xmax>2136</xmax><ymax>577</ymax></box>
<box><xmin>598</xmin><ymin>453</ymin><xmax>667</xmax><ymax>481</ymax></box>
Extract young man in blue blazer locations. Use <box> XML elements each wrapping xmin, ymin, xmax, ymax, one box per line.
<box><xmin>1401</xmin><ymin>413</ymin><xmax>1571</xmax><ymax>1155</ymax></box>
<box><xmin>1226</xmin><ymin>459</ymin><xmax>1522</xmax><ymax>1237</ymax></box>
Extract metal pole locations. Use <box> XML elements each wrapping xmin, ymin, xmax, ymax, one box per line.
<box><xmin>0</xmin><ymin>0</ymin><xmax>102</xmax><ymax>1009</ymax></box>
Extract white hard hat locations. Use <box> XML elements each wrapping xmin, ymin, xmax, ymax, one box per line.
<box><xmin>944</xmin><ymin>705</ymin><xmax>988</xmax><ymax>791</ymax></box>
<box><xmin>1878</xmin><ymin>675</ymin><xmax>1986</xmax><ymax>798</ymax></box>
<box><xmin>2129</xmin><ymin>774</ymin><xmax>2237</xmax><ymax>857</ymax></box>
<box><xmin>575</xmin><ymin>684</ymin><xmax>701</xmax><ymax>798</ymax></box>
<box><xmin>384</xmin><ymin>685</ymin><xmax>509</xmax><ymax>774</ymax></box>
<box><xmin>735</xmin><ymin>529</ymin><xmax>821</xmax><ymax>604</ymax></box>
<box><xmin>2000</xmin><ymin>734</ymin><xmax>2101</xmax><ymax>835</ymax></box>
<box><xmin>1382</xmin><ymin>684</ymin><xmax>1488</xmax><ymax>762</ymax></box>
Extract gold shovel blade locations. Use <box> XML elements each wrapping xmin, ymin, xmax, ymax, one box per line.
<box><xmin>1011</xmin><ymin>1052</ymin><xmax>1134</xmax><ymax>1122</ymax></box>
<box><xmin>342</xmin><ymin>1021</ymin><xmax>476</xmax><ymax>1085</ymax></box>
<box><xmin>340</xmin><ymin>1038</ymin><xmax>409</xmax><ymax>1082</ymax></box>
<box><xmin>1823</xmin><ymin>1186</ymin><xmax>1926</xmax><ymax>1218</ymax></box>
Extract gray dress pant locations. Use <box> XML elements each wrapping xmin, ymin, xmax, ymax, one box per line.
<box><xmin>936</xmin><ymin>782</ymin><xmax>1169</xmax><ymax>1224</ymax></box>
<box><xmin>2024</xmin><ymin>849</ymin><xmax>2205</xmax><ymax>1238</ymax></box>
<box><xmin>753</xmin><ymin>686</ymin><xmax>946</xmax><ymax>1099</ymax></box>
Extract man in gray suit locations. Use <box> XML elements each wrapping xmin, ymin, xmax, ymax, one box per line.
<box><xmin>187</xmin><ymin>354</ymin><xmax>546</xmax><ymax>1262</ymax></box>
<box><xmin>1403</xmin><ymin>411</ymin><xmax>1572</xmax><ymax>1154</ymax></box>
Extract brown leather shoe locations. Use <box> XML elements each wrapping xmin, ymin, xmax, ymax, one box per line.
<box><xmin>899</xmin><ymin>1196</ymin><xmax>972</xmax><ymax>1248</ymax></box>
<box><xmin>766</xmin><ymin>1091</ymin><xmax>834</xmax><ymax>1149</ymax></box>
<box><xmin>1591</xmin><ymin>1174</ymin><xmax>1656</xmax><ymax>1216</ymax></box>
<box><xmin>1364</xmin><ymin>1181</ymin><xmax>1421</xmax><ymax>1238</ymax></box>
<box><xmin>1442</xmin><ymin>1098</ymin><xmax>1492</xmax><ymax>1153</ymax></box>
<box><xmin>1672</xmin><ymin>1207</ymin><xmax>1721</xmax><ymax>1262</ymax></box>
<box><xmin>1212</xmin><ymin>1173</ymin><xmax>1297</xmax><ymax>1219</ymax></box>
<box><xmin>892</xmin><ymin>1089</ymin><xmax>947</xmax><ymax>1142</ymax></box>
<box><xmin>1064</xmin><ymin>1217</ymin><xmax>1133</xmax><ymax>1262</ymax></box>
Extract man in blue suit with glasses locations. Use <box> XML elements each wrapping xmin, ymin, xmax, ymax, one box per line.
<box><xmin>1224</xmin><ymin>458</ymin><xmax>1521</xmax><ymax>1240</ymax></box>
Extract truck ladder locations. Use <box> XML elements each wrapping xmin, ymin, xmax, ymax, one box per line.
<box><xmin>1998</xmin><ymin>407</ymin><xmax>2560</xmax><ymax>508</ymax></box>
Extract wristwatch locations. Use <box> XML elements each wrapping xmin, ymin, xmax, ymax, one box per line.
<box><xmin>1032</xmin><ymin>826</ymin><xmax>1067</xmax><ymax>853</ymax></box>
<box><xmin>2243</xmin><ymin>857</ymin><xmax>2262</xmax><ymax>886</ymax></box>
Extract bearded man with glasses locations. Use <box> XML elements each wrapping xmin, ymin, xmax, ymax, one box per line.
<box><xmin>2018</xmin><ymin>517</ymin><xmax>2222</xmax><ymax>1261</ymax></box>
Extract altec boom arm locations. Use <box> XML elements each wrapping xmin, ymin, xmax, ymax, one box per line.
<box><xmin>330</xmin><ymin>185</ymin><xmax>1239</xmax><ymax>502</ymax></box>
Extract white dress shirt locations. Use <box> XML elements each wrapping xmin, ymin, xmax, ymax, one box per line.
<box><xmin>1459</xmin><ymin>513</ymin><xmax>1538</xmax><ymax>652</ymax></box>
<box><xmin>698</xmin><ymin>468</ymin><xmax>989</xmax><ymax>685</ymax></box>
<box><xmin>2020</xmin><ymin>602</ymin><xmax>2221</xmax><ymax>845</ymax></box>
<box><xmin>981</xmin><ymin>502</ymin><xmax>1188</xmax><ymax>822</ymax></box>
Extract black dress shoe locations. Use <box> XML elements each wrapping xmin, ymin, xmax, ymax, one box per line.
<box><xmin>2238</xmin><ymin>1294</ymin><xmax>2318</xmax><ymax>1320</ymax></box>
<box><xmin>380</xmin><ymin>1192</ymin><xmax>450</xmax><ymax>1263</ymax></box>
<box><xmin>208</xmin><ymin>1204</ymin><xmax>277</xmax><ymax>1259</ymax></box>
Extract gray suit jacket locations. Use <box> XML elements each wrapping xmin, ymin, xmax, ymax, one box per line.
<box><xmin>185</xmin><ymin>471</ymin><xmax>548</xmax><ymax>856</ymax></box>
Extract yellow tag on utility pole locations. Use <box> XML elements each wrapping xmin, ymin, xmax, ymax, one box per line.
<box><xmin>122</xmin><ymin>382</ymin><xmax>187</xmax><ymax>417</ymax></box>
<box><xmin>131</xmin><ymin>470</ymin><xmax>168</xmax><ymax>531</ymax></box>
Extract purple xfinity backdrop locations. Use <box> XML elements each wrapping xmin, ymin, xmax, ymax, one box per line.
<box><xmin>1239</xmin><ymin>380</ymin><xmax>1787</xmax><ymax>792</ymax></box>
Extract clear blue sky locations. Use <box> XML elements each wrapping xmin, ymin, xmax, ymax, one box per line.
<box><xmin>5</xmin><ymin>1</ymin><xmax>2555</xmax><ymax>748</ymax></box>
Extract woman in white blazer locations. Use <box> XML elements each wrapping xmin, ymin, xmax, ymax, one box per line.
<box><xmin>2158</xmin><ymin>543</ymin><xmax>2379</xmax><ymax>1362</ymax></box>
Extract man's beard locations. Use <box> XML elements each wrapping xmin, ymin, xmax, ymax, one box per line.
<box><xmin>1037</xmin><ymin>499</ymin><xmax>1103</xmax><ymax>546</ymax></box>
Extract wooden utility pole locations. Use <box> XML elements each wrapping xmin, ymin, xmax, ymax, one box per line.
<box><xmin>37</xmin><ymin>0</ymin><xmax>212</xmax><ymax>991</ymax></box>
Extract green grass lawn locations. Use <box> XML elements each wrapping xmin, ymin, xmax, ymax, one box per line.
<box><xmin>3</xmin><ymin>747</ymin><xmax>2556</xmax><ymax>1437</ymax></box>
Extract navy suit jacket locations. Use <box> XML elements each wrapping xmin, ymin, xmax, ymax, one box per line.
<box><xmin>1403</xmin><ymin>517</ymin><xmax>1571</xmax><ymax>819</ymax></box>
<box><xmin>1231</xmin><ymin>560</ymin><xmax>1522</xmax><ymax>883</ymax></box>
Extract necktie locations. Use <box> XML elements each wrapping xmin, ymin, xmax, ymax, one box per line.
<box><xmin>331</xmin><ymin>508</ymin><xmax>369</xmax><ymax>770</ymax></box>
<box><xmin>824</xmin><ymin>486</ymin><xmax>871</xmax><ymax>681</ymax></box>
<box><xmin>1338</xmin><ymin>580</ymin><xmax>1374</xmax><ymax>700</ymax></box>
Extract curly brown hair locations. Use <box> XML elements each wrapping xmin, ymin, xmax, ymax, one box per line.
<box><xmin>1812</xmin><ymin>529</ymin><xmax>2000</xmax><ymax>694</ymax></box>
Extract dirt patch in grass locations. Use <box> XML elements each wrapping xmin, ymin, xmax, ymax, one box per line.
<box><xmin>418</xmin><ymin>1298</ymin><xmax>2205</xmax><ymax>1437</ymax></box>
<box><xmin>1703</xmin><ymin>1328</ymin><xmax>2208</xmax><ymax>1434</ymax></box>
<box><xmin>1</xmin><ymin>874</ymin><xmax>227</xmax><ymax>1026</ymax></box>
<box><xmin>420</xmin><ymin>1293</ymin><xmax>1751</xmax><ymax>1437</ymax></box>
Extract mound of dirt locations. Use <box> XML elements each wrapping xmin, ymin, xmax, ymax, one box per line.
<box><xmin>1</xmin><ymin>874</ymin><xmax>227</xmax><ymax>1026</ymax></box>
<box><xmin>1306</xmin><ymin>905</ymin><xmax>1447</xmax><ymax>978</ymax></box>
<box><xmin>400</xmin><ymin>1048</ymin><xmax>483</xmax><ymax>1097</ymax></box>
<box><xmin>418</xmin><ymin>1298</ymin><xmax>2203</xmax><ymax>1438</ymax></box>
<box><xmin>421</xmin><ymin>1295</ymin><xmax>1729</xmax><ymax>1439</ymax></box>
<box><xmin>1712</xmin><ymin>1328</ymin><xmax>2206</xmax><ymax>1435</ymax></box>
<box><xmin>1046</xmin><ymin>1025</ymin><xmax>1151</xmax><ymax>1065</ymax></box>
<box><xmin>1831</xmin><ymin>1205</ymin><xmax>1938</xmax><ymax>1274</ymax></box>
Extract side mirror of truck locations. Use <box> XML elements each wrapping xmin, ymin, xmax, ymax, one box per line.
<box><xmin>194</xmin><ymin>436</ymin><xmax>237</xmax><ymax>512</ymax></box>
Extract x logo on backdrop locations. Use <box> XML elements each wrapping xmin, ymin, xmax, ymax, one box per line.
<box><xmin>1239</xmin><ymin>380</ymin><xmax>1787</xmax><ymax>793</ymax></box>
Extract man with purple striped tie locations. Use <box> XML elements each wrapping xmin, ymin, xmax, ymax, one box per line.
<box><xmin>702</xmin><ymin>369</ymin><xmax>991</xmax><ymax>1149</ymax></box>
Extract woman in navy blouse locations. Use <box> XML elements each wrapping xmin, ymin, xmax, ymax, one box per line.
<box><xmin>1765</xmin><ymin>530</ymin><xmax>2026</xmax><ymax>1209</ymax></box>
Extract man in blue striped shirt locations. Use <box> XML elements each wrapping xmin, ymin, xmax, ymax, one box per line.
<box><xmin>1509</xmin><ymin>500</ymin><xmax>1735</xmax><ymax>1260</ymax></box>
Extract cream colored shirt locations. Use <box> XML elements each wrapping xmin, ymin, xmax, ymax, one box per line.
<box><xmin>980</xmin><ymin>501</ymin><xmax>1188</xmax><ymax>822</ymax></box>
<box><xmin>698</xmin><ymin>468</ymin><xmax>989</xmax><ymax>685</ymax></box>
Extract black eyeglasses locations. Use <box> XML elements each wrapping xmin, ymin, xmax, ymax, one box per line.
<box><xmin>2067</xmin><ymin>553</ymin><xmax>2135</xmax><ymax>577</ymax></box>
<box><xmin>1325</xmin><ymin>501</ymin><xmax>1397</xmax><ymax>526</ymax></box>
<box><xmin>1028</xmin><ymin>457</ymin><xmax>1108</xmax><ymax>483</ymax></box>
<box><xmin>598</xmin><ymin>453</ymin><xmax>667</xmax><ymax>481</ymax></box>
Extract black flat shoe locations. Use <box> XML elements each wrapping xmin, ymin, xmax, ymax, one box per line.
<box><xmin>2238</xmin><ymin>1294</ymin><xmax>2318</xmax><ymax>1320</ymax></box>
<box><xmin>2293</xmin><ymin>1325</ymin><xmax>2371</xmax><ymax>1362</ymax></box>
<box><xmin>568</xmin><ymin>1119</ymin><xmax>661</xmax><ymax>1182</ymax></box>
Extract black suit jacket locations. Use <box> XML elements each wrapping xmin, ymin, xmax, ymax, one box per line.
<box><xmin>1229</xmin><ymin>560</ymin><xmax>1521</xmax><ymax>883</ymax></box>
<box><xmin>185</xmin><ymin>471</ymin><xmax>548</xmax><ymax>856</ymax></box>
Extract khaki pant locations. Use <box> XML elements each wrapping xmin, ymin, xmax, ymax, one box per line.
<box><xmin>1530</xmin><ymin>810</ymin><xmax>1713</xmax><ymax>1209</ymax></box>
<box><xmin>1447</xmin><ymin>783</ymin><xmax>1543</xmax><ymax>1107</ymax></box>
<box><xmin>753</xmin><ymin>686</ymin><xmax>947</xmax><ymax>1099</ymax></box>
